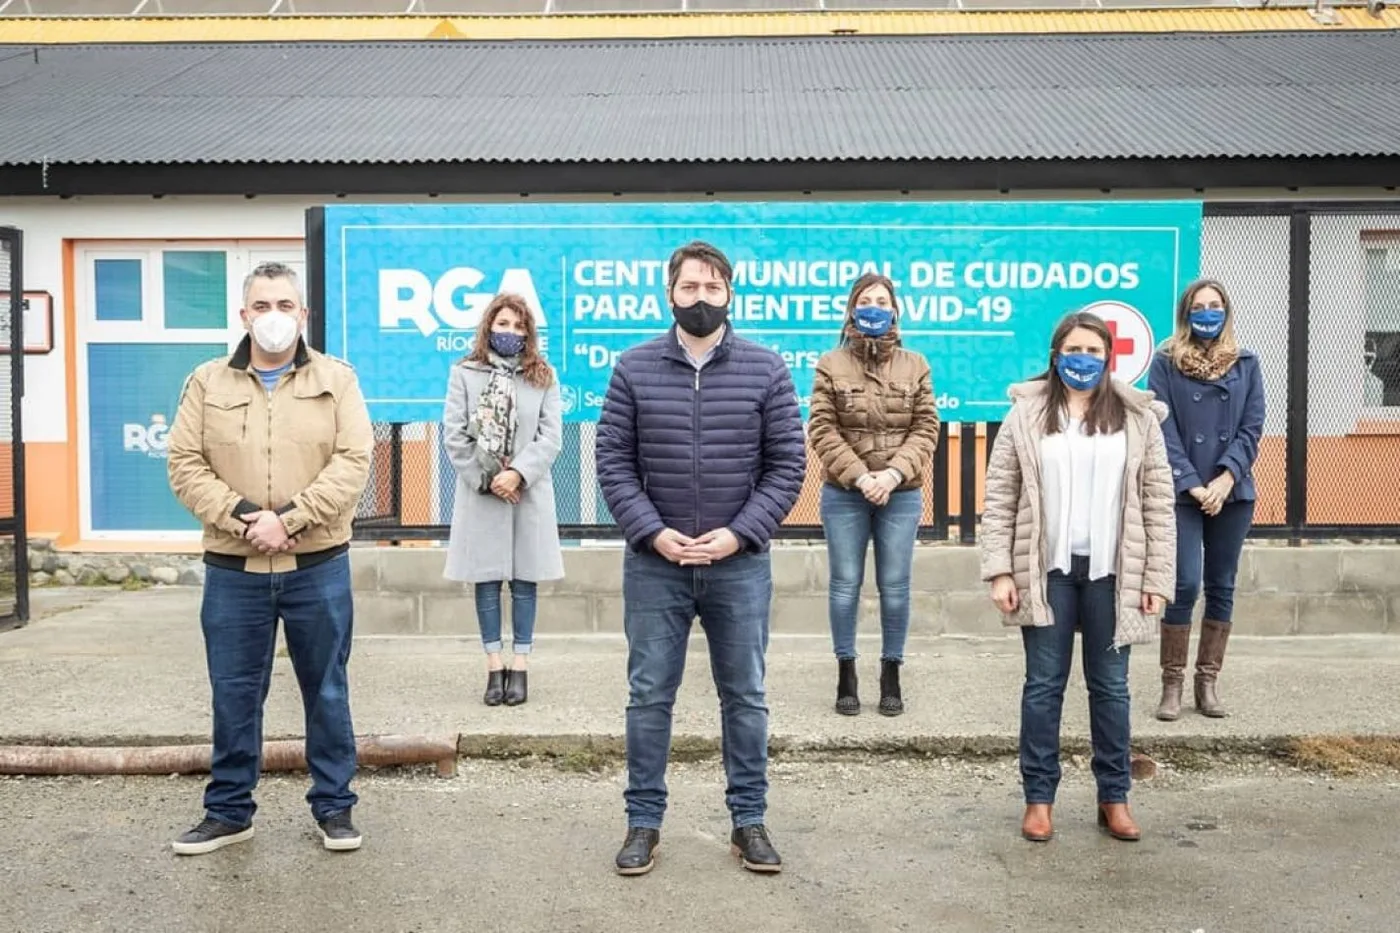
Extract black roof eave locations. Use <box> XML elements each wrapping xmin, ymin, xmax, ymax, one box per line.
<box><xmin>2</xmin><ymin>155</ymin><xmax>1398</xmax><ymax>197</ymax></box>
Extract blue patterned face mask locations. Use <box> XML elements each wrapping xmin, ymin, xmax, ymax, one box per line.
<box><xmin>852</xmin><ymin>305</ymin><xmax>895</xmax><ymax>337</ymax></box>
<box><xmin>489</xmin><ymin>332</ymin><xmax>526</xmax><ymax>357</ymax></box>
<box><xmin>1056</xmin><ymin>352</ymin><xmax>1106</xmax><ymax>391</ymax></box>
<box><xmin>1189</xmin><ymin>309</ymin><xmax>1227</xmax><ymax>339</ymax></box>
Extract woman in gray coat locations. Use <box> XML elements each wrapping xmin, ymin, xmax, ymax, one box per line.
<box><xmin>443</xmin><ymin>292</ymin><xmax>565</xmax><ymax>707</ymax></box>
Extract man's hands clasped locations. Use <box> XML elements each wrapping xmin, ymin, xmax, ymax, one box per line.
<box><xmin>243</xmin><ymin>510</ymin><xmax>296</xmax><ymax>554</ymax></box>
<box><xmin>654</xmin><ymin>528</ymin><xmax>743</xmax><ymax>566</ymax></box>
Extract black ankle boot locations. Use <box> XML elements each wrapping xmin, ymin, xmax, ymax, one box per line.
<box><xmin>878</xmin><ymin>659</ymin><xmax>904</xmax><ymax>717</ymax></box>
<box><xmin>483</xmin><ymin>669</ymin><xmax>505</xmax><ymax>706</ymax></box>
<box><xmin>835</xmin><ymin>659</ymin><xmax>860</xmax><ymax>716</ymax></box>
<box><xmin>503</xmin><ymin>669</ymin><xmax>528</xmax><ymax>706</ymax></box>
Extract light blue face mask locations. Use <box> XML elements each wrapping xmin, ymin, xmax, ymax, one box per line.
<box><xmin>1189</xmin><ymin>308</ymin><xmax>1227</xmax><ymax>339</ymax></box>
<box><xmin>852</xmin><ymin>305</ymin><xmax>895</xmax><ymax>337</ymax></box>
<box><xmin>1056</xmin><ymin>352</ymin><xmax>1106</xmax><ymax>391</ymax></box>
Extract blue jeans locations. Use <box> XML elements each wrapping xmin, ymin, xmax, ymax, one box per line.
<box><xmin>200</xmin><ymin>554</ymin><xmax>358</xmax><ymax>826</ymax></box>
<box><xmin>1165</xmin><ymin>499</ymin><xmax>1255</xmax><ymax>626</ymax></box>
<box><xmin>820</xmin><ymin>484</ymin><xmax>922</xmax><ymax>663</ymax></box>
<box><xmin>1020</xmin><ymin>556</ymin><xmax>1132</xmax><ymax>805</ymax></box>
<box><xmin>474</xmin><ymin>579</ymin><xmax>537</xmax><ymax>654</ymax></box>
<box><xmin>622</xmin><ymin>548</ymin><xmax>772</xmax><ymax>830</ymax></box>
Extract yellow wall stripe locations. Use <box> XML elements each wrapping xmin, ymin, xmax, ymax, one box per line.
<box><xmin>1</xmin><ymin>9</ymin><xmax>1397</xmax><ymax>43</ymax></box>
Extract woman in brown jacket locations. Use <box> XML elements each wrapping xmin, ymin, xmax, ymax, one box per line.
<box><xmin>979</xmin><ymin>311</ymin><xmax>1176</xmax><ymax>844</ymax></box>
<box><xmin>808</xmin><ymin>272</ymin><xmax>940</xmax><ymax>717</ymax></box>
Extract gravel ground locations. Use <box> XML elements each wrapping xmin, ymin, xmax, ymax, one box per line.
<box><xmin>1</xmin><ymin>756</ymin><xmax>1396</xmax><ymax>933</ymax></box>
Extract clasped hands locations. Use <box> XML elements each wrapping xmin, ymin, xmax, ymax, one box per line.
<box><xmin>243</xmin><ymin>510</ymin><xmax>296</xmax><ymax>554</ymax></box>
<box><xmin>855</xmin><ymin>468</ymin><xmax>901</xmax><ymax>506</ymax></box>
<box><xmin>1189</xmin><ymin>470</ymin><xmax>1235</xmax><ymax>517</ymax></box>
<box><xmin>490</xmin><ymin>462</ymin><xmax>523</xmax><ymax>504</ymax></box>
<box><xmin>653</xmin><ymin>528</ymin><xmax>742</xmax><ymax>566</ymax></box>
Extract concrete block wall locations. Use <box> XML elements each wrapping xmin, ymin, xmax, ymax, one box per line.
<box><xmin>350</xmin><ymin>544</ymin><xmax>1400</xmax><ymax>638</ymax></box>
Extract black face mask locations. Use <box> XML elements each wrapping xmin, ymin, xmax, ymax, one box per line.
<box><xmin>672</xmin><ymin>300</ymin><xmax>729</xmax><ymax>339</ymax></box>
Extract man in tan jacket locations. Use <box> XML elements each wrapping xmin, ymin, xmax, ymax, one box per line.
<box><xmin>166</xmin><ymin>262</ymin><xmax>372</xmax><ymax>856</ymax></box>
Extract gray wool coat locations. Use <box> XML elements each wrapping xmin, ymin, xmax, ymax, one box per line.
<box><xmin>442</xmin><ymin>360</ymin><xmax>565</xmax><ymax>584</ymax></box>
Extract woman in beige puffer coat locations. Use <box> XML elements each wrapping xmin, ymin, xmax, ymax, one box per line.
<box><xmin>979</xmin><ymin>311</ymin><xmax>1176</xmax><ymax>846</ymax></box>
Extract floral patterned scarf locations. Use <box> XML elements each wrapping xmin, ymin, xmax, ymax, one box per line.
<box><xmin>467</xmin><ymin>354</ymin><xmax>518</xmax><ymax>493</ymax></box>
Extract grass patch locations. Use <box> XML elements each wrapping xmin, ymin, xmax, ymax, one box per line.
<box><xmin>1284</xmin><ymin>736</ymin><xmax>1400</xmax><ymax>776</ymax></box>
<box><xmin>121</xmin><ymin>576</ymin><xmax>151</xmax><ymax>592</ymax></box>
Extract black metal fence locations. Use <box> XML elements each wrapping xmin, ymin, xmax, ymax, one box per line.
<box><xmin>0</xmin><ymin>226</ymin><xmax>30</xmax><ymax>629</ymax></box>
<box><xmin>343</xmin><ymin>200</ymin><xmax>1400</xmax><ymax>545</ymax></box>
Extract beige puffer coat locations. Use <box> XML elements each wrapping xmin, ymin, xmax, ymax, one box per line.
<box><xmin>978</xmin><ymin>379</ymin><xmax>1177</xmax><ymax>647</ymax></box>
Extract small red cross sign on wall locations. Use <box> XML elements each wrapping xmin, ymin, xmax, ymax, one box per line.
<box><xmin>1084</xmin><ymin>300</ymin><xmax>1155</xmax><ymax>384</ymax></box>
<box><xmin>1106</xmin><ymin>319</ymin><xmax>1136</xmax><ymax>359</ymax></box>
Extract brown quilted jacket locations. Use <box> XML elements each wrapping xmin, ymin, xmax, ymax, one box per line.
<box><xmin>977</xmin><ymin>379</ymin><xmax>1177</xmax><ymax>647</ymax></box>
<box><xmin>807</xmin><ymin>338</ymin><xmax>940</xmax><ymax>490</ymax></box>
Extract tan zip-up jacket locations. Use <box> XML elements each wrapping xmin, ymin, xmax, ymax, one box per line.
<box><xmin>167</xmin><ymin>337</ymin><xmax>373</xmax><ymax>574</ymax></box>
<box><xmin>978</xmin><ymin>378</ymin><xmax>1177</xmax><ymax>647</ymax></box>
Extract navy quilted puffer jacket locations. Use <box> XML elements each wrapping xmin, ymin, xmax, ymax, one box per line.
<box><xmin>595</xmin><ymin>326</ymin><xmax>807</xmax><ymax>553</ymax></box>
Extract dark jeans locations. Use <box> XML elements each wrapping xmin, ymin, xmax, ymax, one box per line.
<box><xmin>1020</xmin><ymin>556</ymin><xmax>1132</xmax><ymax>805</ymax></box>
<box><xmin>474</xmin><ymin>579</ymin><xmax>537</xmax><ymax>654</ymax></box>
<box><xmin>1165</xmin><ymin>499</ymin><xmax>1256</xmax><ymax>626</ymax></box>
<box><xmin>622</xmin><ymin>548</ymin><xmax>772</xmax><ymax>830</ymax></box>
<box><xmin>820</xmin><ymin>484</ymin><xmax>922</xmax><ymax>662</ymax></box>
<box><xmin>200</xmin><ymin>553</ymin><xmax>358</xmax><ymax>826</ymax></box>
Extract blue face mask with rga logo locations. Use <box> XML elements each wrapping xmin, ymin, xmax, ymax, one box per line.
<box><xmin>1056</xmin><ymin>352</ymin><xmax>1106</xmax><ymax>391</ymax></box>
<box><xmin>1189</xmin><ymin>309</ymin><xmax>1227</xmax><ymax>339</ymax></box>
<box><xmin>852</xmin><ymin>305</ymin><xmax>895</xmax><ymax>337</ymax></box>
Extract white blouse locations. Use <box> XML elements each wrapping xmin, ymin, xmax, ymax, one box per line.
<box><xmin>1040</xmin><ymin>416</ymin><xmax>1127</xmax><ymax>581</ymax></box>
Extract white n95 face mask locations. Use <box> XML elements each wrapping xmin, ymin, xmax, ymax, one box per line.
<box><xmin>251</xmin><ymin>311</ymin><xmax>300</xmax><ymax>354</ymax></box>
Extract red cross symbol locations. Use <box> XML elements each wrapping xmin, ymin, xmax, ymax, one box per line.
<box><xmin>1106</xmin><ymin>319</ymin><xmax>1135</xmax><ymax>361</ymax></box>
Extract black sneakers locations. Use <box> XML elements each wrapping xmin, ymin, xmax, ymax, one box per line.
<box><xmin>171</xmin><ymin>817</ymin><xmax>254</xmax><ymax>856</ymax></box>
<box><xmin>317</xmin><ymin>809</ymin><xmax>363</xmax><ymax>852</ymax></box>
<box><xmin>172</xmin><ymin>811</ymin><xmax>361</xmax><ymax>854</ymax></box>
<box><xmin>614</xmin><ymin>827</ymin><xmax>660</xmax><ymax>876</ymax></box>
<box><xmin>730</xmin><ymin>825</ymin><xmax>783</xmax><ymax>873</ymax></box>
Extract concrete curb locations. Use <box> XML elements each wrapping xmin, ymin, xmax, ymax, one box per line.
<box><xmin>4</xmin><ymin>731</ymin><xmax>1396</xmax><ymax>765</ymax></box>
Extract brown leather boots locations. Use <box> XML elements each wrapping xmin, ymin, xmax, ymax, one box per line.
<box><xmin>1155</xmin><ymin>624</ymin><xmax>1190</xmax><ymax>720</ymax></box>
<box><xmin>1156</xmin><ymin>620</ymin><xmax>1231</xmax><ymax>720</ymax></box>
<box><xmin>1097</xmin><ymin>803</ymin><xmax>1141</xmax><ymax>841</ymax></box>
<box><xmin>1020</xmin><ymin>803</ymin><xmax>1141</xmax><ymax>842</ymax></box>
<box><xmin>1194</xmin><ymin>620</ymin><xmax>1231</xmax><ymax>718</ymax></box>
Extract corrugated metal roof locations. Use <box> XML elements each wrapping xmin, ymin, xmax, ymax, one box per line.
<box><xmin>0</xmin><ymin>32</ymin><xmax>1397</xmax><ymax>166</ymax></box>
<box><xmin>1</xmin><ymin>8</ymin><xmax>1398</xmax><ymax>41</ymax></box>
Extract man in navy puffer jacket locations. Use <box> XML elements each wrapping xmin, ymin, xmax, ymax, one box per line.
<box><xmin>596</xmin><ymin>241</ymin><xmax>806</xmax><ymax>876</ymax></box>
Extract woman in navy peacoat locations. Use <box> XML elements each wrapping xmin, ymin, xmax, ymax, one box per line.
<box><xmin>1148</xmin><ymin>278</ymin><xmax>1266</xmax><ymax>722</ymax></box>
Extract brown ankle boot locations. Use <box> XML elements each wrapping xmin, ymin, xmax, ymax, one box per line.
<box><xmin>1097</xmin><ymin>803</ymin><xmax>1141</xmax><ymax>841</ymax></box>
<box><xmin>1021</xmin><ymin>804</ymin><xmax>1053</xmax><ymax>842</ymax></box>
<box><xmin>1156</xmin><ymin>624</ymin><xmax>1190</xmax><ymax>721</ymax></box>
<box><xmin>1194</xmin><ymin>619</ymin><xmax>1232</xmax><ymax>718</ymax></box>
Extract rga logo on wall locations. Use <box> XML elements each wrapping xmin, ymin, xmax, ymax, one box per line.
<box><xmin>123</xmin><ymin>413</ymin><xmax>171</xmax><ymax>459</ymax></box>
<box><xmin>378</xmin><ymin>266</ymin><xmax>545</xmax><ymax>351</ymax></box>
<box><xmin>559</xmin><ymin>383</ymin><xmax>579</xmax><ymax>416</ymax></box>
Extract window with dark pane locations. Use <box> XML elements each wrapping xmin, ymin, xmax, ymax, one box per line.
<box><xmin>1362</xmin><ymin>238</ymin><xmax>1400</xmax><ymax>408</ymax></box>
<box><xmin>163</xmin><ymin>251</ymin><xmax>227</xmax><ymax>330</ymax></box>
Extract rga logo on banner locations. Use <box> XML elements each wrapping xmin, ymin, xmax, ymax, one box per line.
<box><xmin>124</xmin><ymin>414</ymin><xmax>170</xmax><ymax>459</ymax></box>
<box><xmin>378</xmin><ymin>266</ymin><xmax>545</xmax><ymax>351</ymax></box>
